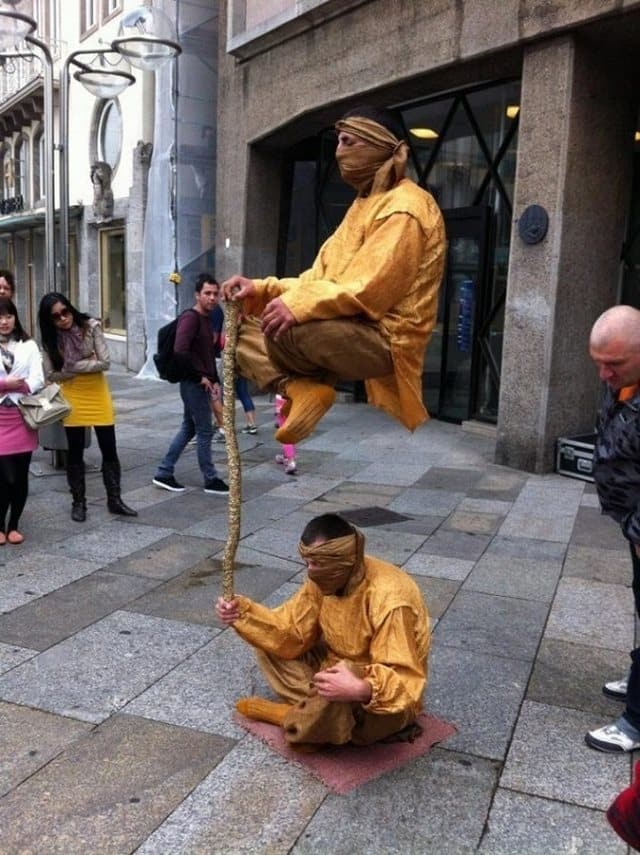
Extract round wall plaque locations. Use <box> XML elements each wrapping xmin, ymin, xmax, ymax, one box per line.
<box><xmin>518</xmin><ymin>204</ymin><xmax>549</xmax><ymax>245</ymax></box>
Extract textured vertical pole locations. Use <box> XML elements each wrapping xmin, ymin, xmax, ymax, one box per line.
<box><xmin>221</xmin><ymin>300</ymin><xmax>241</xmax><ymax>599</ymax></box>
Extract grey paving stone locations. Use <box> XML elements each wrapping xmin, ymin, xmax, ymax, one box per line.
<box><xmin>0</xmin><ymin>701</ymin><xmax>92</xmax><ymax>797</ymax></box>
<box><xmin>0</xmin><ymin>713</ymin><xmax>234</xmax><ymax>854</ymax></box>
<box><xmin>457</xmin><ymin>497</ymin><xmax>514</xmax><ymax>515</ymax></box>
<box><xmin>0</xmin><ymin>611</ymin><xmax>214</xmax><ymax>723</ymax></box>
<box><xmin>420</xmin><ymin>529</ymin><xmax>491</xmax><ymax>560</ymax></box>
<box><xmin>413</xmin><ymin>466</ymin><xmax>485</xmax><ymax>491</ymax></box>
<box><xmin>464</xmin><ymin>554</ymin><xmax>562</xmax><ymax>602</ymax></box>
<box><xmin>48</xmin><ymin>522</ymin><xmax>175</xmax><ymax>563</ymax></box>
<box><xmin>348</xmin><ymin>462</ymin><xmax>423</xmax><ymax>486</ymax></box>
<box><xmin>106</xmin><ymin>534</ymin><xmax>221</xmax><ymax>581</ymax></box>
<box><xmin>403</xmin><ymin>553</ymin><xmax>475</xmax><ymax>581</ymax></box>
<box><xmin>184</xmin><ymin>496</ymin><xmax>304</xmax><ymax>540</ymax></box>
<box><xmin>292</xmin><ymin>749</ymin><xmax>497</xmax><ymax>855</ymax></box>
<box><xmin>0</xmin><ymin>570</ymin><xmax>161</xmax><ymax>651</ymax></box>
<box><xmin>435</xmin><ymin>590</ymin><xmax>548</xmax><ymax>662</ymax></box>
<box><xmin>527</xmin><ymin>638</ymin><xmax>631</xmax><ymax>717</ymax></box>
<box><xmin>479</xmin><ymin>788</ymin><xmax>625</xmax><ymax>854</ymax></box>
<box><xmin>571</xmin><ymin>506</ymin><xmax>626</xmax><ymax>550</ymax></box>
<box><xmin>501</xmin><ymin>700</ymin><xmax>630</xmax><ymax>810</ymax></box>
<box><xmin>427</xmin><ymin>644</ymin><xmax>531</xmax><ymax>759</ymax></box>
<box><xmin>125</xmin><ymin>488</ymin><xmax>231</xmax><ymax>530</ymax></box>
<box><xmin>125</xmin><ymin>626</ymin><xmax>267</xmax><ymax>738</ymax></box>
<box><xmin>0</xmin><ymin>551</ymin><xmax>103</xmax><ymax>614</ymax></box>
<box><xmin>239</xmin><ymin>526</ymin><xmax>304</xmax><ymax>563</ymax></box>
<box><xmin>562</xmin><ymin>543</ymin><xmax>631</xmax><ymax>586</ymax></box>
<box><xmin>580</xmin><ymin>492</ymin><xmax>601</xmax><ymax>508</ymax></box>
<box><xmin>380</xmin><ymin>514</ymin><xmax>445</xmax><ymax>536</ymax></box>
<box><xmin>319</xmin><ymin>481</ymin><xmax>401</xmax><ymax>506</ymax></box>
<box><xmin>127</xmin><ymin>555</ymin><xmax>295</xmax><ymax>627</ymax></box>
<box><xmin>545</xmin><ymin>577</ymin><xmax>634</xmax><ymax>652</ymax></box>
<box><xmin>498</xmin><ymin>477</ymin><xmax>584</xmax><ymax>543</ymax></box>
<box><xmin>484</xmin><ymin>535</ymin><xmax>567</xmax><ymax>561</ymax></box>
<box><xmin>0</xmin><ymin>642</ymin><xmax>38</xmax><ymax>674</ymax></box>
<box><xmin>265</xmin><ymin>475</ymin><xmax>343</xmax><ymax>501</ymax></box>
<box><xmin>352</xmin><ymin>527</ymin><xmax>427</xmax><ymax>565</ymax></box>
<box><xmin>413</xmin><ymin>576</ymin><xmax>460</xmax><ymax>621</ymax></box>
<box><xmin>443</xmin><ymin>510</ymin><xmax>505</xmax><ymax>535</ymax></box>
<box><xmin>136</xmin><ymin>737</ymin><xmax>327</xmax><ymax>855</ymax></box>
<box><xmin>389</xmin><ymin>487</ymin><xmax>466</xmax><ymax>517</ymax></box>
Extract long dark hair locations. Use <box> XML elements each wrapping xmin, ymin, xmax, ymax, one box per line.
<box><xmin>38</xmin><ymin>292</ymin><xmax>91</xmax><ymax>370</ymax></box>
<box><xmin>0</xmin><ymin>297</ymin><xmax>29</xmax><ymax>341</ymax></box>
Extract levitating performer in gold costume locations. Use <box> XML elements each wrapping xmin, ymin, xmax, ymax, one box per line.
<box><xmin>222</xmin><ymin>105</ymin><xmax>446</xmax><ymax>445</ymax></box>
<box><xmin>216</xmin><ymin>514</ymin><xmax>431</xmax><ymax>748</ymax></box>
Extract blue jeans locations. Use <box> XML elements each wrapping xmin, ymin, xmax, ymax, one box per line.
<box><xmin>156</xmin><ymin>380</ymin><xmax>217</xmax><ymax>483</ymax></box>
<box><xmin>623</xmin><ymin>545</ymin><xmax>640</xmax><ymax>732</ymax></box>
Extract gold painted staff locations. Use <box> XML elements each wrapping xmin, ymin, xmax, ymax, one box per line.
<box><xmin>221</xmin><ymin>300</ymin><xmax>241</xmax><ymax>599</ymax></box>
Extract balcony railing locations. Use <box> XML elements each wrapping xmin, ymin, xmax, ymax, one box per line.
<box><xmin>0</xmin><ymin>38</ymin><xmax>65</xmax><ymax>106</ymax></box>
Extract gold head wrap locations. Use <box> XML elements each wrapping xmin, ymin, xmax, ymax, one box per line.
<box><xmin>334</xmin><ymin>116</ymin><xmax>408</xmax><ymax>196</ymax></box>
<box><xmin>299</xmin><ymin>528</ymin><xmax>365</xmax><ymax>595</ymax></box>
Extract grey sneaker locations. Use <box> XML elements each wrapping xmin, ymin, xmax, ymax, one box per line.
<box><xmin>153</xmin><ymin>475</ymin><xmax>186</xmax><ymax>492</ymax></box>
<box><xmin>242</xmin><ymin>425</ymin><xmax>258</xmax><ymax>435</ymax></box>
<box><xmin>585</xmin><ymin>719</ymin><xmax>640</xmax><ymax>753</ymax></box>
<box><xmin>213</xmin><ymin>429</ymin><xmax>226</xmax><ymax>443</ymax></box>
<box><xmin>203</xmin><ymin>477</ymin><xmax>229</xmax><ymax>495</ymax></box>
<box><xmin>603</xmin><ymin>678</ymin><xmax>628</xmax><ymax>700</ymax></box>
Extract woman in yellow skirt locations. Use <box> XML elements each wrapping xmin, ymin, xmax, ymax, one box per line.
<box><xmin>38</xmin><ymin>293</ymin><xmax>137</xmax><ymax>522</ymax></box>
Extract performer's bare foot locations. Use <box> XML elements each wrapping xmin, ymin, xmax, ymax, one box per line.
<box><xmin>275</xmin><ymin>379</ymin><xmax>336</xmax><ymax>445</ymax></box>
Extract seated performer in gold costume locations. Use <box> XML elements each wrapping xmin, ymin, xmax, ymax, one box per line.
<box><xmin>216</xmin><ymin>513</ymin><xmax>431</xmax><ymax>748</ymax></box>
<box><xmin>222</xmin><ymin>105</ymin><xmax>445</xmax><ymax>445</ymax></box>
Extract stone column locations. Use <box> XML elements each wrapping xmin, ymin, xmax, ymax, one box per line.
<box><xmin>126</xmin><ymin>140</ymin><xmax>153</xmax><ymax>371</ymax></box>
<box><xmin>496</xmin><ymin>35</ymin><xmax>636</xmax><ymax>472</ymax></box>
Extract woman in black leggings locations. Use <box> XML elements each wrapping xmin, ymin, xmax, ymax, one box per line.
<box><xmin>38</xmin><ymin>293</ymin><xmax>137</xmax><ymax>522</ymax></box>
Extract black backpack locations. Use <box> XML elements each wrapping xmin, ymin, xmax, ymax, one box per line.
<box><xmin>153</xmin><ymin>309</ymin><xmax>197</xmax><ymax>383</ymax></box>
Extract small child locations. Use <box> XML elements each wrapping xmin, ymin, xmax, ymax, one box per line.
<box><xmin>274</xmin><ymin>394</ymin><xmax>296</xmax><ymax>475</ymax></box>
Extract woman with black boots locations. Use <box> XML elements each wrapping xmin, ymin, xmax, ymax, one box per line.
<box><xmin>38</xmin><ymin>293</ymin><xmax>137</xmax><ymax>522</ymax></box>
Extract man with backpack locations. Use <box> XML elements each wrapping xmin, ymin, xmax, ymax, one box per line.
<box><xmin>152</xmin><ymin>274</ymin><xmax>229</xmax><ymax>495</ymax></box>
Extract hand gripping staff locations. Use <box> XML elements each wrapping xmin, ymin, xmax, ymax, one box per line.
<box><xmin>221</xmin><ymin>299</ymin><xmax>241</xmax><ymax>600</ymax></box>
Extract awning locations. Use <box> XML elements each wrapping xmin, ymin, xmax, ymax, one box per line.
<box><xmin>0</xmin><ymin>205</ymin><xmax>82</xmax><ymax>235</ymax></box>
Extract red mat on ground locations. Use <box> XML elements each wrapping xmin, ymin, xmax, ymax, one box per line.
<box><xmin>234</xmin><ymin>711</ymin><xmax>457</xmax><ymax>794</ymax></box>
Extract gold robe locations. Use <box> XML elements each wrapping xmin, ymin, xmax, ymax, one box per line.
<box><xmin>233</xmin><ymin>555</ymin><xmax>431</xmax><ymax>719</ymax></box>
<box><xmin>243</xmin><ymin>178</ymin><xmax>445</xmax><ymax>430</ymax></box>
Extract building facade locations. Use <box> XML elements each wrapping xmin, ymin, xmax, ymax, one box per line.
<box><xmin>215</xmin><ymin>0</ymin><xmax>640</xmax><ymax>472</ymax></box>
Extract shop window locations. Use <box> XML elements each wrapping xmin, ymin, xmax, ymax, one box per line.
<box><xmin>100</xmin><ymin>228</ymin><xmax>126</xmax><ymax>334</ymax></box>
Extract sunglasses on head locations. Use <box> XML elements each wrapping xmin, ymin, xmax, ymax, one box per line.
<box><xmin>51</xmin><ymin>308</ymin><xmax>70</xmax><ymax>321</ymax></box>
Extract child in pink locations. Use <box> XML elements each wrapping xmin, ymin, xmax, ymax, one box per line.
<box><xmin>274</xmin><ymin>394</ymin><xmax>296</xmax><ymax>475</ymax></box>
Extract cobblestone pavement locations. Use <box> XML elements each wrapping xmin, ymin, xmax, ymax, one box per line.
<box><xmin>0</xmin><ymin>372</ymin><xmax>633</xmax><ymax>853</ymax></box>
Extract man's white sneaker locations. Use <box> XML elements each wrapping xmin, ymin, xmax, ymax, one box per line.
<box><xmin>585</xmin><ymin>720</ymin><xmax>640</xmax><ymax>753</ymax></box>
<box><xmin>603</xmin><ymin>678</ymin><xmax>629</xmax><ymax>701</ymax></box>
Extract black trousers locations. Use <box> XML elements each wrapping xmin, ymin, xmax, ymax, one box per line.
<box><xmin>65</xmin><ymin>425</ymin><xmax>118</xmax><ymax>467</ymax></box>
<box><xmin>0</xmin><ymin>451</ymin><xmax>32</xmax><ymax>531</ymax></box>
<box><xmin>624</xmin><ymin>544</ymin><xmax>640</xmax><ymax>730</ymax></box>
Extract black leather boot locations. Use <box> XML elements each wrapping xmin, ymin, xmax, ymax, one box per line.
<box><xmin>102</xmin><ymin>460</ymin><xmax>138</xmax><ymax>517</ymax></box>
<box><xmin>67</xmin><ymin>463</ymin><xmax>86</xmax><ymax>522</ymax></box>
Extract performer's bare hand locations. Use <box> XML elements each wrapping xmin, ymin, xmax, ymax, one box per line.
<box><xmin>216</xmin><ymin>596</ymin><xmax>241</xmax><ymax>624</ymax></box>
<box><xmin>261</xmin><ymin>298</ymin><xmax>297</xmax><ymax>339</ymax></box>
<box><xmin>313</xmin><ymin>663</ymin><xmax>372</xmax><ymax>703</ymax></box>
<box><xmin>222</xmin><ymin>275</ymin><xmax>256</xmax><ymax>302</ymax></box>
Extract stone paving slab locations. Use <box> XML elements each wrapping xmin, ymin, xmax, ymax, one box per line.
<box><xmin>47</xmin><ymin>521</ymin><xmax>175</xmax><ymax>564</ymax></box>
<box><xmin>419</xmin><ymin>528</ymin><xmax>492</xmax><ymax>560</ymax></box>
<box><xmin>435</xmin><ymin>590</ymin><xmax>548</xmax><ymax>662</ymax></box>
<box><xmin>484</xmin><ymin>534</ymin><xmax>567</xmax><ymax>561</ymax></box>
<box><xmin>0</xmin><ymin>713</ymin><xmax>234</xmax><ymax>855</ymax></box>
<box><xmin>0</xmin><ymin>701</ymin><xmax>92</xmax><ymax>797</ymax></box>
<box><xmin>239</xmin><ymin>526</ymin><xmax>305</xmax><ymax>563</ymax></box>
<box><xmin>427</xmin><ymin>644</ymin><xmax>531</xmax><ymax>759</ymax></box>
<box><xmin>562</xmin><ymin>543</ymin><xmax>631</xmax><ymax>585</ymax></box>
<box><xmin>352</xmin><ymin>526</ymin><xmax>428</xmax><ymax>565</ymax></box>
<box><xmin>464</xmin><ymin>554</ymin><xmax>562</xmax><ymax>602</ymax></box>
<box><xmin>106</xmin><ymin>534</ymin><xmax>221</xmax><ymax>581</ymax></box>
<box><xmin>479</xmin><ymin>788</ymin><xmax>625</xmax><ymax>854</ymax></box>
<box><xmin>442</xmin><ymin>509</ymin><xmax>505</xmax><ymax>536</ymax></box>
<box><xmin>183</xmin><ymin>496</ymin><xmax>304</xmax><ymax>540</ymax></box>
<box><xmin>500</xmin><ymin>700</ymin><xmax>630</xmax><ymax>811</ymax></box>
<box><xmin>527</xmin><ymin>638</ymin><xmax>631</xmax><ymax>717</ymax></box>
<box><xmin>0</xmin><ymin>570</ymin><xmax>161</xmax><ymax>651</ymax></box>
<box><xmin>571</xmin><ymin>506</ymin><xmax>627</xmax><ymax>550</ymax></box>
<box><xmin>545</xmin><ymin>577</ymin><xmax>634</xmax><ymax>652</ymax></box>
<box><xmin>0</xmin><ymin>551</ymin><xmax>104</xmax><ymax>614</ymax></box>
<box><xmin>403</xmin><ymin>552</ymin><xmax>475</xmax><ymax>581</ymax></box>
<box><xmin>347</xmin><ymin>461</ymin><xmax>424</xmax><ymax>485</ymax></box>
<box><xmin>136</xmin><ymin>737</ymin><xmax>327</xmax><ymax>855</ymax></box>
<box><xmin>413</xmin><ymin>466</ymin><xmax>486</xmax><ymax>492</ymax></box>
<box><xmin>291</xmin><ymin>749</ymin><xmax>498</xmax><ymax>855</ymax></box>
<box><xmin>389</xmin><ymin>487</ymin><xmax>466</xmax><ymax>517</ymax></box>
<box><xmin>0</xmin><ymin>642</ymin><xmax>37</xmax><ymax>674</ymax></box>
<box><xmin>0</xmin><ymin>611</ymin><xmax>214</xmax><ymax>723</ymax></box>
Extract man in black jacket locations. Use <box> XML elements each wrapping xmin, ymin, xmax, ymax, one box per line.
<box><xmin>586</xmin><ymin>305</ymin><xmax>640</xmax><ymax>753</ymax></box>
<box><xmin>153</xmin><ymin>275</ymin><xmax>228</xmax><ymax>495</ymax></box>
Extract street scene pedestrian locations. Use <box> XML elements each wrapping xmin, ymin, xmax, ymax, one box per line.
<box><xmin>0</xmin><ymin>269</ymin><xmax>15</xmax><ymax>299</ymax></box>
<box><xmin>222</xmin><ymin>105</ymin><xmax>446</xmax><ymax>447</ymax></box>
<box><xmin>586</xmin><ymin>305</ymin><xmax>640</xmax><ymax>753</ymax></box>
<box><xmin>0</xmin><ymin>297</ymin><xmax>43</xmax><ymax>545</ymax></box>
<box><xmin>38</xmin><ymin>293</ymin><xmax>137</xmax><ymax>523</ymax></box>
<box><xmin>153</xmin><ymin>275</ymin><xmax>228</xmax><ymax>495</ymax></box>
<box><xmin>274</xmin><ymin>392</ymin><xmax>297</xmax><ymax>474</ymax></box>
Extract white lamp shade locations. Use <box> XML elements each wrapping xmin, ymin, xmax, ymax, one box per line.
<box><xmin>0</xmin><ymin>0</ymin><xmax>36</xmax><ymax>49</ymax></box>
<box><xmin>73</xmin><ymin>68</ymin><xmax>135</xmax><ymax>100</ymax></box>
<box><xmin>112</xmin><ymin>6</ymin><xmax>181</xmax><ymax>71</ymax></box>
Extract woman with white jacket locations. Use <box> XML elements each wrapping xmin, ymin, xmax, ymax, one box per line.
<box><xmin>0</xmin><ymin>297</ymin><xmax>44</xmax><ymax>544</ymax></box>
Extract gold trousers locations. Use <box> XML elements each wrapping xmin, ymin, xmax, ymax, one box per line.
<box><xmin>236</xmin><ymin>316</ymin><xmax>393</xmax><ymax>393</ymax></box>
<box><xmin>256</xmin><ymin>647</ymin><xmax>414</xmax><ymax>746</ymax></box>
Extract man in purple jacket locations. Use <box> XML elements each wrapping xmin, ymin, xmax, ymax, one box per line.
<box><xmin>153</xmin><ymin>274</ymin><xmax>229</xmax><ymax>495</ymax></box>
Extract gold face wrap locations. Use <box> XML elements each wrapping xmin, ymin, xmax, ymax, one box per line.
<box><xmin>334</xmin><ymin>117</ymin><xmax>409</xmax><ymax>196</ymax></box>
<box><xmin>299</xmin><ymin>529</ymin><xmax>365</xmax><ymax>595</ymax></box>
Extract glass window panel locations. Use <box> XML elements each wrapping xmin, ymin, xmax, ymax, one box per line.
<box><xmin>426</xmin><ymin>106</ymin><xmax>488</xmax><ymax>210</ymax></box>
<box><xmin>97</xmin><ymin>100</ymin><xmax>123</xmax><ymax>172</ymax></box>
<box><xmin>100</xmin><ymin>229</ymin><xmax>126</xmax><ymax>334</ymax></box>
<box><xmin>402</xmin><ymin>98</ymin><xmax>454</xmax><ymax>174</ymax></box>
<box><xmin>466</xmin><ymin>81</ymin><xmax>521</xmax><ymax>159</ymax></box>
